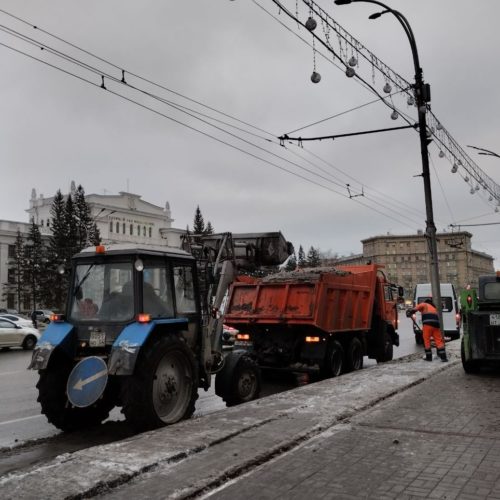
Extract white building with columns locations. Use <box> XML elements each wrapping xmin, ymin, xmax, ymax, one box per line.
<box><xmin>0</xmin><ymin>183</ymin><xmax>186</xmax><ymax>311</ymax></box>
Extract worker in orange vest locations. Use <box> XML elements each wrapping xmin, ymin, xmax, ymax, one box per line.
<box><xmin>407</xmin><ymin>297</ymin><xmax>448</xmax><ymax>362</ymax></box>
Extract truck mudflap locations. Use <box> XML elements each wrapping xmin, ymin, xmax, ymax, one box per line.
<box><xmin>108</xmin><ymin>318</ymin><xmax>189</xmax><ymax>375</ymax></box>
<box><xmin>29</xmin><ymin>322</ymin><xmax>75</xmax><ymax>370</ymax></box>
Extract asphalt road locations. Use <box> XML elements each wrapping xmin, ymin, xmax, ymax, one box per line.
<box><xmin>0</xmin><ymin>312</ymin><xmax>420</xmax><ymax>452</ymax></box>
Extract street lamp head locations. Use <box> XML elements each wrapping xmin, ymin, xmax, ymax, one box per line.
<box><xmin>368</xmin><ymin>12</ymin><xmax>382</xmax><ymax>19</ymax></box>
<box><xmin>334</xmin><ymin>0</ymin><xmax>352</xmax><ymax>4</ymax></box>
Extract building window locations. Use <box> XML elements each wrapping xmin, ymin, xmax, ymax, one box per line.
<box><xmin>149</xmin><ymin>227</ymin><xmax>152</xmax><ymax>238</ymax></box>
<box><xmin>137</xmin><ymin>225</ymin><xmax>140</xmax><ymax>236</ymax></box>
<box><xmin>41</xmin><ymin>220</ymin><xmax>44</xmax><ymax>227</ymax></box>
<box><xmin>7</xmin><ymin>293</ymin><xmax>15</xmax><ymax>310</ymax></box>
<box><xmin>116</xmin><ymin>222</ymin><xmax>120</xmax><ymax>233</ymax></box>
<box><xmin>47</xmin><ymin>218</ymin><xmax>50</xmax><ymax>227</ymax></box>
<box><xmin>110</xmin><ymin>221</ymin><xmax>113</xmax><ymax>233</ymax></box>
<box><xmin>143</xmin><ymin>226</ymin><xmax>146</xmax><ymax>237</ymax></box>
<box><xmin>7</xmin><ymin>268</ymin><xmax>15</xmax><ymax>284</ymax></box>
<box><xmin>130</xmin><ymin>224</ymin><xmax>133</xmax><ymax>235</ymax></box>
<box><xmin>8</xmin><ymin>244</ymin><xmax>15</xmax><ymax>259</ymax></box>
<box><xmin>123</xmin><ymin>223</ymin><xmax>126</xmax><ymax>234</ymax></box>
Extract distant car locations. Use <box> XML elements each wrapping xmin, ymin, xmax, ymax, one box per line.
<box><xmin>0</xmin><ymin>317</ymin><xmax>40</xmax><ymax>350</ymax></box>
<box><xmin>31</xmin><ymin>309</ymin><xmax>55</xmax><ymax>324</ymax></box>
<box><xmin>0</xmin><ymin>314</ymin><xmax>35</xmax><ymax>328</ymax></box>
<box><xmin>0</xmin><ymin>308</ymin><xmax>19</xmax><ymax>314</ymax></box>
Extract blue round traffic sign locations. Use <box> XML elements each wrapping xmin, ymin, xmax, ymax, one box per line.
<box><xmin>67</xmin><ymin>356</ymin><xmax>108</xmax><ymax>408</ymax></box>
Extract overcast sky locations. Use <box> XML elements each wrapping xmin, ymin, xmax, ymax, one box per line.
<box><xmin>1</xmin><ymin>1</ymin><xmax>500</xmax><ymax>273</ymax></box>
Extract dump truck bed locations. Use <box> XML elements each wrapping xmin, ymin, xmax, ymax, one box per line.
<box><xmin>225</xmin><ymin>264</ymin><xmax>381</xmax><ymax>334</ymax></box>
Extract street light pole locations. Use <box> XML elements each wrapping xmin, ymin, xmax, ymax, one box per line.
<box><xmin>334</xmin><ymin>0</ymin><xmax>443</xmax><ymax>326</ymax></box>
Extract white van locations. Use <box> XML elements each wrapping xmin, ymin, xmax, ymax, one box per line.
<box><xmin>412</xmin><ymin>283</ymin><xmax>460</xmax><ymax>344</ymax></box>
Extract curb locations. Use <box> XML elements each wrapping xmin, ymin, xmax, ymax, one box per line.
<box><xmin>0</xmin><ymin>341</ymin><xmax>461</xmax><ymax>499</ymax></box>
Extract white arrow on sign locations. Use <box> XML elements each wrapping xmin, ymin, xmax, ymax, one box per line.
<box><xmin>73</xmin><ymin>369</ymin><xmax>108</xmax><ymax>391</ymax></box>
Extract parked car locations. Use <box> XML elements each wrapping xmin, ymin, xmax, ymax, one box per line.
<box><xmin>0</xmin><ymin>318</ymin><xmax>40</xmax><ymax>350</ymax></box>
<box><xmin>0</xmin><ymin>314</ymin><xmax>35</xmax><ymax>328</ymax></box>
<box><xmin>31</xmin><ymin>309</ymin><xmax>55</xmax><ymax>324</ymax></box>
<box><xmin>0</xmin><ymin>308</ymin><xmax>19</xmax><ymax>314</ymax></box>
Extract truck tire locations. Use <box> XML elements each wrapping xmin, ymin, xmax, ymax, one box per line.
<box><xmin>215</xmin><ymin>353</ymin><xmax>261</xmax><ymax>407</ymax></box>
<box><xmin>37</xmin><ymin>358</ymin><xmax>116</xmax><ymax>432</ymax></box>
<box><xmin>345</xmin><ymin>337</ymin><xmax>363</xmax><ymax>372</ymax></box>
<box><xmin>376</xmin><ymin>329</ymin><xmax>393</xmax><ymax>363</ymax></box>
<box><xmin>322</xmin><ymin>339</ymin><xmax>344</xmax><ymax>378</ymax></box>
<box><xmin>461</xmin><ymin>339</ymin><xmax>480</xmax><ymax>374</ymax></box>
<box><xmin>121</xmin><ymin>334</ymin><xmax>198</xmax><ymax>431</ymax></box>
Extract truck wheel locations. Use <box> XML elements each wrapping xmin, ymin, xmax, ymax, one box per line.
<box><xmin>345</xmin><ymin>337</ymin><xmax>363</xmax><ymax>372</ymax></box>
<box><xmin>121</xmin><ymin>335</ymin><xmax>198</xmax><ymax>431</ymax></box>
<box><xmin>37</xmin><ymin>358</ymin><xmax>116</xmax><ymax>432</ymax></box>
<box><xmin>215</xmin><ymin>354</ymin><xmax>261</xmax><ymax>407</ymax></box>
<box><xmin>22</xmin><ymin>335</ymin><xmax>37</xmax><ymax>350</ymax></box>
<box><xmin>376</xmin><ymin>330</ymin><xmax>393</xmax><ymax>363</ymax></box>
<box><xmin>323</xmin><ymin>340</ymin><xmax>344</xmax><ymax>378</ymax></box>
<box><xmin>461</xmin><ymin>339</ymin><xmax>480</xmax><ymax>374</ymax></box>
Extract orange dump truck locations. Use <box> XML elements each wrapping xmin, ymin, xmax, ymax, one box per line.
<box><xmin>215</xmin><ymin>264</ymin><xmax>402</xmax><ymax>406</ymax></box>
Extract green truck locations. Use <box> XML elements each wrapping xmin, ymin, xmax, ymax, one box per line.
<box><xmin>460</xmin><ymin>272</ymin><xmax>500</xmax><ymax>373</ymax></box>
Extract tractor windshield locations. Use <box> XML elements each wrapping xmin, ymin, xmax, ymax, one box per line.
<box><xmin>69</xmin><ymin>262</ymin><xmax>134</xmax><ymax>322</ymax></box>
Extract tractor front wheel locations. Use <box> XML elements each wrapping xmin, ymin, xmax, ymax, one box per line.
<box><xmin>37</xmin><ymin>356</ymin><xmax>116</xmax><ymax>432</ymax></box>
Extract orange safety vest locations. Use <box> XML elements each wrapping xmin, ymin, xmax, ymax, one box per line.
<box><xmin>415</xmin><ymin>302</ymin><xmax>440</xmax><ymax>328</ymax></box>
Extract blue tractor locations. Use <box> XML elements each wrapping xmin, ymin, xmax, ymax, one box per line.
<box><xmin>29</xmin><ymin>233</ymin><xmax>291</xmax><ymax>431</ymax></box>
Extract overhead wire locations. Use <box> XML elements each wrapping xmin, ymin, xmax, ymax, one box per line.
<box><xmin>0</xmin><ymin>5</ymin><xmax>430</xmax><ymax>225</ymax></box>
<box><xmin>0</xmin><ymin>9</ymin><xmax>426</xmax><ymax>227</ymax></box>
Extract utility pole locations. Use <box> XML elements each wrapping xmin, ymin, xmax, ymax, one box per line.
<box><xmin>335</xmin><ymin>0</ymin><xmax>443</xmax><ymax>327</ymax></box>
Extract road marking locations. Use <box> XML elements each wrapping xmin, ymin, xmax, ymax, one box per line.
<box><xmin>0</xmin><ymin>414</ymin><xmax>44</xmax><ymax>426</ymax></box>
<box><xmin>0</xmin><ymin>370</ymin><xmax>28</xmax><ymax>377</ymax></box>
<box><xmin>73</xmin><ymin>369</ymin><xmax>108</xmax><ymax>390</ymax></box>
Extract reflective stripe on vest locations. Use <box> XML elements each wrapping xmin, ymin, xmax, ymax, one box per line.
<box><xmin>420</xmin><ymin>303</ymin><xmax>440</xmax><ymax>328</ymax></box>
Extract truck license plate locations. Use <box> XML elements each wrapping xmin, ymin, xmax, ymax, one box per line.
<box><xmin>89</xmin><ymin>331</ymin><xmax>106</xmax><ymax>347</ymax></box>
<box><xmin>490</xmin><ymin>314</ymin><xmax>500</xmax><ymax>326</ymax></box>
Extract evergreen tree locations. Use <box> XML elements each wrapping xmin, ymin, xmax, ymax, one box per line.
<box><xmin>88</xmin><ymin>222</ymin><xmax>101</xmax><ymax>246</ymax></box>
<box><xmin>193</xmin><ymin>205</ymin><xmax>205</xmax><ymax>235</ymax></box>
<box><xmin>73</xmin><ymin>185</ymin><xmax>100</xmax><ymax>248</ymax></box>
<box><xmin>307</xmin><ymin>246</ymin><xmax>321</xmax><ymax>267</ymax></box>
<box><xmin>297</xmin><ymin>245</ymin><xmax>307</xmax><ymax>268</ymax></box>
<box><xmin>65</xmin><ymin>194</ymin><xmax>78</xmax><ymax>257</ymax></box>
<box><xmin>2</xmin><ymin>230</ymin><xmax>26</xmax><ymax>311</ymax></box>
<box><xmin>284</xmin><ymin>251</ymin><xmax>297</xmax><ymax>271</ymax></box>
<box><xmin>44</xmin><ymin>186</ymin><xmax>99</xmax><ymax>310</ymax></box>
<box><xmin>24</xmin><ymin>220</ymin><xmax>45</xmax><ymax>310</ymax></box>
<box><xmin>204</xmin><ymin>221</ymin><xmax>214</xmax><ymax>235</ymax></box>
<box><xmin>46</xmin><ymin>190</ymin><xmax>70</xmax><ymax>310</ymax></box>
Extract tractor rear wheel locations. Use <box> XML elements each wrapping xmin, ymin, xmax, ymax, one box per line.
<box><xmin>121</xmin><ymin>334</ymin><xmax>198</xmax><ymax>431</ymax></box>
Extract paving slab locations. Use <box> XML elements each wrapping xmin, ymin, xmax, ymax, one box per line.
<box><xmin>0</xmin><ymin>342</ymin><xmax>461</xmax><ymax>499</ymax></box>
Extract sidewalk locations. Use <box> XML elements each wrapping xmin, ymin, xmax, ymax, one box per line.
<box><xmin>2</xmin><ymin>340</ymin><xmax>499</xmax><ymax>499</ymax></box>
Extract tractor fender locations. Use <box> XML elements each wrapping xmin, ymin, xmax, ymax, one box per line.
<box><xmin>29</xmin><ymin>322</ymin><xmax>75</xmax><ymax>370</ymax></box>
<box><xmin>108</xmin><ymin>318</ymin><xmax>189</xmax><ymax>375</ymax></box>
<box><xmin>214</xmin><ymin>349</ymin><xmax>250</xmax><ymax>399</ymax></box>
